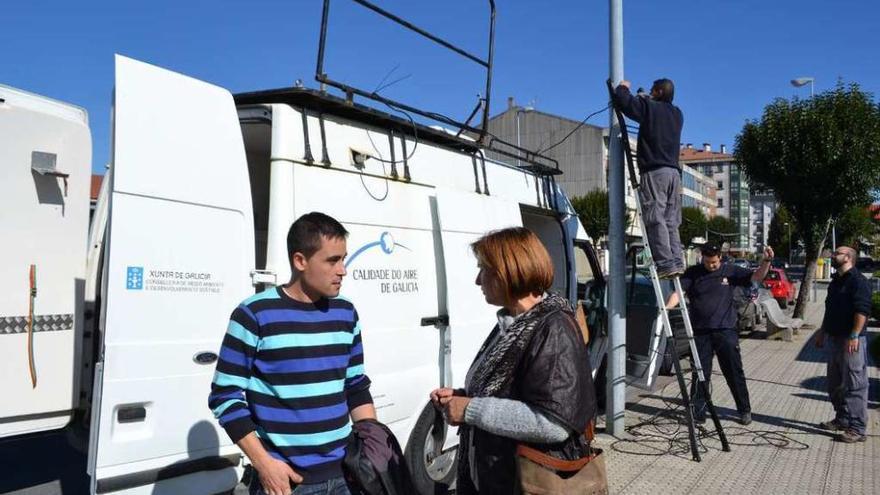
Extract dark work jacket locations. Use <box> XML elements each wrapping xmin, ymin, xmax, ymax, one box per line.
<box><xmin>821</xmin><ymin>268</ymin><xmax>872</xmax><ymax>337</ymax></box>
<box><xmin>679</xmin><ymin>263</ymin><xmax>753</xmax><ymax>331</ymax></box>
<box><xmin>462</xmin><ymin>310</ymin><xmax>596</xmax><ymax>494</ymax></box>
<box><xmin>613</xmin><ymin>85</ymin><xmax>683</xmax><ymax>174</ymax></box>
<box><xmin>343</xmin><ymin>419</ymin><xmax>415</xmax><ymax>495</ymax></box>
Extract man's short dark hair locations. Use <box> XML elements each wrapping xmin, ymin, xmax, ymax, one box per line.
<box><xmin>652</xmin><ymin>78</ymin><xmax>675</xmax><ymax>103</ymax></box>
<box><xmin>700</xmin><ymin>242</ymin><xmax>721</xmax><ymax>258</ymax></box>
<box><xmin>287</xmin><ymin>212</ymin><xmax>349</xmax><ymax>267</ymax></box>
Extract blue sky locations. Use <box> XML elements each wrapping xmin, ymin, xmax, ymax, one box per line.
<box><xmin>3</xmin><ymin>0</ymin><xmax>878</xmax><ymax>174</ymax></box>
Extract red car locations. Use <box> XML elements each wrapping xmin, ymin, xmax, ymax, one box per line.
<box><xmin>764</xmin><ymin>268</ymin><xmax>796</xmax><ymax>308</ymax></box>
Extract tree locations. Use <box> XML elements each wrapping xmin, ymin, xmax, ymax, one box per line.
<box><xmin>707</xmin><ymin>215</ymin><xmax>738</xmax><ymax>245</ymax></box>
<box><xmin>735</xmin><ymin>82</ymin><xmax>880</xmax><ymax>318</ymax></box>
<box><xmin>570</xmin><ymin>189</ymin><xmax>631</xmax><ymax>243</ymax></box>
<box><xmin>834</xmin><ymin>205</ymin><xmax>876</xmax><ymax>249</ymax></box>
<box><xmin>768</xmin><ymin>205</ymin><xmax>799</xmax><ymax>261</ymax></box>
<box><xmin>680</xmin><ymin>206</ymin><xmax>707</xmax><ymax>246</ymax></box>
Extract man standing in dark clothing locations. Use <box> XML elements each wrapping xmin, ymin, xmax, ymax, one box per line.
<box><xmin>815</xmin><ymin>246</ymin><xmax>871</xmax><ymax>443</ymax></box>
<box><xmin>614</xmin><ymin>78</ymin><xmax>685</xmax><ymax>278</ymax></box>
<box><xmin>666</xmin><ymin>243</ymin><xmax>774</xmax><ymax>425</ymax></box>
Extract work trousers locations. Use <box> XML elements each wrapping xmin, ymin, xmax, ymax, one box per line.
<box><xmin>826</xmin><ymin>335</ymin><xmax>868</xmax><ymax>435</ymax></box>
<box><xmin>690</xmin><ymin>328</ymin><xmax>751</xmax><ymax>418</ymax></box>
<box><xmin>639</xmin><ymin>167</ymin><xmax>683</xmax><ymax>272</ymax></box>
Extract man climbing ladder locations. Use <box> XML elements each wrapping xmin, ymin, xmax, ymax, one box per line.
<box><xmin>607</xmin><ymin>79</ymin><xmax>729</xmax><ymax>462</ymax></box>
<box><xmin>612</xmin><ymin>78</ymin><xmax>684</xmax><ymax>279</ymax></box>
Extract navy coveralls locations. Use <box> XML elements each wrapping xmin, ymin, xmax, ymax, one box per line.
<box><xmin>679</xmin><ymin>263</ymin><xmax>754</xmax><ymax>419</ymax></box>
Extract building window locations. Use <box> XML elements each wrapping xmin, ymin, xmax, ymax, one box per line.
<box><xmin>716</xmin><ymin>180</ymin><xmax>723</xmax><ymax>190</ymax></box>
<box><xmin>715</xmin><ymin>164</ymin><xmax>723</xmax><ymax>173</ymax></box>
<box><xmin>717</xmin><ymin>198</ymin><xmax>724</xmax><ymax>208</ymax></box>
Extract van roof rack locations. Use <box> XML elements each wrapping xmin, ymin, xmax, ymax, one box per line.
<box><xmin>234</xmin><ymin>87</ymin><xmax>561</xmax><ymax>176</ymax></box>
<box><xmin>307</xmin><ymin>0</ymin><xmax>560</xmax><ymax>176</ymax></box>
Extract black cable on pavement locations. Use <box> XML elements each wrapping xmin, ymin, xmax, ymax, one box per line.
<box><xmin>609</xmin><ymin>374</ymin><xmax>810</xmax><ymax>458</ymax></box>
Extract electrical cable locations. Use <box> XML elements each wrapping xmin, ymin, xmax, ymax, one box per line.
<box><xmin>361</xmin><ymin>129</ymin><xmax>391</xmax><ymax>201</ymax></box>
<box><xmin>363</xmin><ymin>98</ymin><xmax>420</xmax><ymax>165</ymax></box>
<box><xmin>681</xmin><ymin>215</ymin><xmax>742</xmax><ymax>239</ymax></box>
<box><xmin>536</xmin><ymin>103</ymin><xmax>611</xmax><ymax>155</ymax></box>
<box><xmin>609</xmin><ymin>372</ymin><xmax>810</xmax><ymax>458</ymax></box>
<box><xmin>357</xmin><ymin>91</ymin><xmax>424</xmax><ymax>199</ymax></box>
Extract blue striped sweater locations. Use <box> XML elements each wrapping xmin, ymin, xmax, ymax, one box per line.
<box><xmin>209</xmin><ymin>287</ymin><xmax>372</xmax><ymax>483</ymax></box>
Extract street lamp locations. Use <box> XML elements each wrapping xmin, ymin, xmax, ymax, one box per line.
<box><xmin>515</xmin><ymin>105</ymin><xmax>534</xmax><ymax>167</ymax></box>
<box><xmin>784</xmin><ymin>222</ymin><xmax>792</xmax><ymax>266</ymax></box>
<box><xmin>790</xmin><ymin>76</ymin><xmax>835</xmax><ymax>261</ymax></box>
<box><xmin>790</xmin><ymin>76</ymin><xmax>815</xmax><ymax>97</ymax></box>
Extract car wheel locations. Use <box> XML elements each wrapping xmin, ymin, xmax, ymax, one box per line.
<box><xmin>404</xmin><ymin>402</ymin><xmax>458</xmax><ymax>494</ymax></box>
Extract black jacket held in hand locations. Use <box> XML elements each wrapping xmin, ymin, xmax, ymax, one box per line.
<box><xmin>462</xmin><ymin>308</ymin><xmax>597</xmax><ymax>494</ymax></box>
<box><xmin>613</xmin><ymin>85</ymin><xmax>683</xmax><ymax>174</ymax></box>
<box><xmin>343</xmin><ymin>419</ymin><xmax>415</xmax><ymax>495</ymax></box>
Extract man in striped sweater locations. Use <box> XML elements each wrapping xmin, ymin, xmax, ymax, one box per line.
<box><xmin>209</xmin><ymin>212</ymin><xmax>375</xmax><ymax>495</ymax></box>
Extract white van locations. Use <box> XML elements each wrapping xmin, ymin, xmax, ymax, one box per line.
<box><xmin>0</xmin><ymin>56</ymin><xmax>609</xmax><ymax>494</ymax></box>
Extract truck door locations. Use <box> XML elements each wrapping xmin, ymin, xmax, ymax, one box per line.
<box><xmin>87</xmin><ymin>56</ymin><xmax>255</xmax><ymax>494</ymax></box>
<box><xmin>0</xmin><ymin>83</ymin><xmax>90</xmax><ymax>438</ymax></box>
<box><xmin>434</xmin><ymin>188</ymin><xmax>522</xmax><ymax>390</ymax></box>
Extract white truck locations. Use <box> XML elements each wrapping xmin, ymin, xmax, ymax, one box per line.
<box><xmin>0</xmin><ymin>56</ymin><xmax>610</xmax><ymax>494</ymax></box>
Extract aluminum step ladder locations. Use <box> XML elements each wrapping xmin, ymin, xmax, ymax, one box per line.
<box><xmin>607</xmin><ymin>80</ymin><xmax>730</xmax><ymax>461</ymax></box>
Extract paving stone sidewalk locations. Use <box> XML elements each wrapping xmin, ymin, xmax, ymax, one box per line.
<box><xmin>597</xmin><ymin>294</ymin><xmax>880</xmax><ymax>495</ymax></box>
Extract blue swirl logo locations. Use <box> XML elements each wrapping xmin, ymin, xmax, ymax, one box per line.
<box><xmin>346</xmin><ymin>232</ymin><xmax>411</xmax><ymax>268</ymax></box>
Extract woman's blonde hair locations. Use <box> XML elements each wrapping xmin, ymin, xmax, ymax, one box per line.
<box><xmin>471</xmin><ymin>227</ymin><xmax>554</xmax><ymax>304</ymax></box>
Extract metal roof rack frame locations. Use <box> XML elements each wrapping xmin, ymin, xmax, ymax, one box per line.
<box><xmin>315</xmin><ymin>0</ymin><xmax>560</xmax><ymax>176</ymax></box>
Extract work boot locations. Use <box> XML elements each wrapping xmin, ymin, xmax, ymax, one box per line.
<box><xmin>657</xmin><ymin>267</ymin><xmax>685</xmax><ymax>280</ymax></box>
<box><xmin>818</xmin><ymin>418</ymin><xmax>847</xmax><ymax>431</ymax></box>
<box><xmin>839</xmin><ymin>430</ymin><xmax>866</xmax><ymax>443</ymax></box>
<box><xmin>738</xmin><ymin>412</ymin><xmax>752</xmax><ymax>426</ymax></box>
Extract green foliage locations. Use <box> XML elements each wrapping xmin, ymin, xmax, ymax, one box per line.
<box><xmin>679</xmin><ymin>206</ymin><xmax>707</xmax><ymax>246</ymax></box>
<box><xmin>768</xmin><ymin>205</ymin><xmax>799</xmax><ymax>259</ymax></box>
<box><xmin>707</xmin><ymin>215</ymin><xmax>738</xmax><ymax>245</ymax></box>
<box><xmin>872</xmin><ymin>292</ymin><xmax>880</xmax><ymax>321</ymax></box>
<box><xmin>570</xmin><ymin>189</ymin><xmax>631</xmax><ymax>243</ymax></box>
<box><xmin>735</xmin><ymin>83</ymin><xmax>880</xmax><ymax>256</ymax></box>
<box><xmin>835</xmin><ymin>205</ymin><xmax>877</xmax><ymax>248</ymax></box>
<box><xmin>735</xmin><ymin>82</ymin><xmax>880</xmax><ymax>317</ymax></box>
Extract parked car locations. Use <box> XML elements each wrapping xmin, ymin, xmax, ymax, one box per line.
<box><xmin>732</xmin><ymin>258</ymin><xmax>751</xmax><ymax>269</ymax></box>
<box><xmin>770</xmin><ymin>258</ymin><xmax>790</xmax><ymax>270</ymax></box>
<box><xmin>735</xmin><ymin>285</ymin><xmax>770</xmax><ymax>333</ymax></box>
<box><xmin>764</xmin><ymin>267</ymin><xmax>797</xmax><ymax>308</ymax></box>
<box><xmin>856</xmin><ymin>257</ymin><xmax>875</xmax><ymax>272</ymax></box>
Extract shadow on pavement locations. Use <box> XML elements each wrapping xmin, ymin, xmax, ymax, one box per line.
<box><xmin>0</xmin><ymin>429</ymin><xmax>88</xmax><ymax>494</ymax></box>
<box><xmin>624</xmin><ymin>401</ymin><xmax>837</xmax><ymax>440</ymax></box>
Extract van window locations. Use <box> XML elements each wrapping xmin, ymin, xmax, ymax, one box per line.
<box><xmin>575</xmin><ymin>246</ymin><xmax>594</xmax><ymax>284</ymax></box>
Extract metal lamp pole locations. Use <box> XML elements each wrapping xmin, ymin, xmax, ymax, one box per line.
<box><xmin>606</xmin><ymin>0</ymin><xmax>626</xmax><ymax>435</ymax></box>
<box><xmin>791</xmin><ymin>76</ymin><xmax>815</xmax><ymax>97</ymax></box>
<box><xmin>515</xmin><ymin>106</ymin><xmax>533</xmax><ymax>168</ymax></box>
<box><xmin>790</xmin><ymin>76</ymin><xmax>835</xmax><ymax>258</ymax></box>
<box><xmin>784</xmin><ymin>222</ymin><xmax>791</xmax><ymax>265</ymax></box>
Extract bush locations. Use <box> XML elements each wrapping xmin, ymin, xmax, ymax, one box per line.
<box><xmin>873</xmin><ymin>269</ymin><xmax>880</xmax><ymax>279</ymax></box>
<box><xmin>873</xmin><ymin>292</ymin><xmax>880</xmax><ymax>321</ymax></box>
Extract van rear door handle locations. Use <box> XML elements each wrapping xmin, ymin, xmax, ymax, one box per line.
<box><xmin>118</xmin><ymin>406</ymin><xmax>147</xmax><ymax>423</ymax></box>
<box><xmin>420</xmin><ymin>315</ymin><xmax>449</xmax><ymax>328</ymax></box>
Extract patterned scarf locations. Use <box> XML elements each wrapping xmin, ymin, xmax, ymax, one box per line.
<box><xmin>458</xmin><ymin>293</ymin><xmax>573</xmax><ymax>492</ymax></box>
